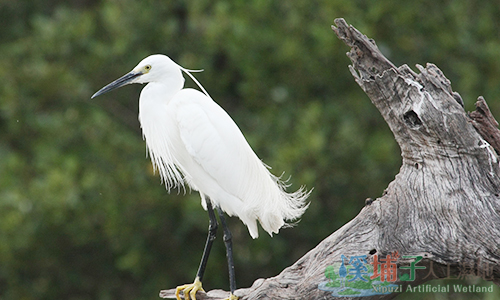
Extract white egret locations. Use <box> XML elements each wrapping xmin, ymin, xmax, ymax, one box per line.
<box><xmin>91</xmin><ymin>54</ymin><xmax>310</xmax><ymax>300</ymax></box>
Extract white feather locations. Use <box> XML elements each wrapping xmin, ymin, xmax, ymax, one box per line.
<box><xmin>136</xmin><ymin>55</ymin><xmax>310</xmax><ymax>238</ymax></box>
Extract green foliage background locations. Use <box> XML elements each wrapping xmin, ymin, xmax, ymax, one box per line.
<box><xmin>1</xmin><ymin>1</ymin><xmax>499</xmax><ymax>299</ymax></box>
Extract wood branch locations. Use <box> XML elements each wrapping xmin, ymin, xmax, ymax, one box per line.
<box><xmin>469</xmin><ymin>96</ymin><xmax>500</xmax><ymax>154</ymax></box>
<box><xmin>161</xmin><ymin>18</ymin><xmax>500</xmax><ymax>299</ymax></box>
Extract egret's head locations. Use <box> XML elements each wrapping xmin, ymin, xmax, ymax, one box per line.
<box><xmin>131</xmin><ymin>55</ymin><xmax>183</xmax><ymax>84</ymax></box>
<box><xmin>91</xmin><ymin>54</ymin><xmax>183</xmax><ymax>99</ymax></box>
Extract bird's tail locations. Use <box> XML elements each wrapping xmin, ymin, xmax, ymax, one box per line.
<box><xmin>256</xmin><ymin>173</ymin><xmax>311</xmax><ymax>237</ymax></box>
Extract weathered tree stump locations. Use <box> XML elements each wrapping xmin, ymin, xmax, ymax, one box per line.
<box><xmin>161</xmin><ymin>18</ymin><xmax>500</xmax><ymax>300</ymax></box>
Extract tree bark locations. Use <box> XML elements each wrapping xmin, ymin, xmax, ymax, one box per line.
<box><xmin>161</xmin><ymin>18</ymin><xmax>500</xmax><ymax>300</ymax></box>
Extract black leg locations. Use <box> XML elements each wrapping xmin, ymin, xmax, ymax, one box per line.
<box><xmin>196</xmin><ymin>198</ymin><xmax>218</xmax><ymax>281</ymax></box>
<box><xmin>215</xmin><ymin>206</ymin><xmax>237</xmax><ymax>294</ymax></box>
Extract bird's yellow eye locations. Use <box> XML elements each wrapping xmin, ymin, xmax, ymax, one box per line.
<box><xmin>144</xmin><ymin>65</ymin><xmax>152</xmax><ymax>72</ymax></box>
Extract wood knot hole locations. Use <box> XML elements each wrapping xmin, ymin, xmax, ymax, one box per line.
<box><xmin>403</xmin><ymin>110</ymin><xmax>422</xmax><ymax>128</ymax></box>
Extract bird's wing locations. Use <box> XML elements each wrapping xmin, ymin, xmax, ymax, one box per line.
<box><xmin>175</xmin><ymin>89</ymin><xmax>259</xmax><ymax>200</ymax></box>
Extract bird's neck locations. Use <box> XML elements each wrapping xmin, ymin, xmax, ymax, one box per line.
<box><xmin>141</xmin><ymin>77</ymin><xmax>185</xmax><ymax>104</ymax></box>
<box><xmin>138</xmin><ymin>77</ymin><xmax>184</xmax><ymax>133</ymax></box>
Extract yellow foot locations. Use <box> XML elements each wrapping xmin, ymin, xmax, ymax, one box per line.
<box><xmin>175</xmin><ymin>277</ymin><xmax>205</xmax><ymax>300</ymax></box>
<box><xmin>225</xmin><ymin>293</ymin><xmax>239</xmax><ymax>300</ymax></box>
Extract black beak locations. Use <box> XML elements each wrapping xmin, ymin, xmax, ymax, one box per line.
<box><xmin>91</xmin><ymin>71</ymin><xmax>142</xmax><ymax>99</ymax></box>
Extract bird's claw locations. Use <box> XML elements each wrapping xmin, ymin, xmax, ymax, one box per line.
<box><xmin>225</xmin><ymin>293</ymin><xmax>239</xmax><ymax>300</ymax></box>
<box><xmin>175</xmin><ymin>277</ymin><xmax>205</xmax><ymax>300</ymax></box>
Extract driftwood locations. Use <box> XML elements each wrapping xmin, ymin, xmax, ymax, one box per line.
<box><xmin>161</xmin><ymin>18</ymin><xmax>500</xmax><ymax>299</ymax></box>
